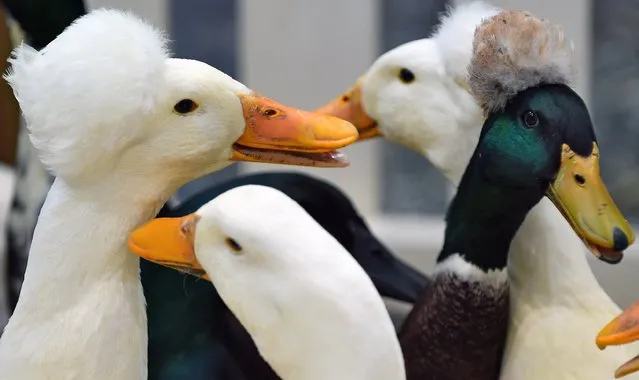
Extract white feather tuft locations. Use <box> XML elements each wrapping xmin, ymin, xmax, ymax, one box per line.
<box><xmin>433</xmin><ymin>1</ymin><xmax>500</xmax><ymax>83</ymax></box>
<box><xmin>468</xmin><ymin>10</ymin><xmax>575</xmax><ymax>112</ymax></box>
<box><xmin>4</xmin><ymin>9</ymin><xmax>169</xmax><ymax>181</ymax></box>
<box><xmin>433</xmin><ymin>253</ymin><xmax>508</xmax><ymax>297</ymax></box>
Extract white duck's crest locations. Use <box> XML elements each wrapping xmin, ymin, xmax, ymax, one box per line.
<box><xmin>4</xmin><ymin>9</ymin><xmax>169</xmax><ymax>180</ymax></box>
<box><xmin>433</xmin><ymin>1</ymin><xmax>499</xmax><ymax>84</ymax></box>
<box><xmin>468</xmin><ymin>11</ymin><xmax>575</xmax><ymax>112</ymax></box>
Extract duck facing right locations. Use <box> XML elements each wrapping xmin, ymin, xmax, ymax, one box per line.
<box><xmin>317</xmin><ymin>2</ymin><xmax>638</xmax><ymax>378</ymax></box>
<box><xmin>396</xmin><ymin>10</ymin><xmax>635</xmax><ymax>380</ymax></box>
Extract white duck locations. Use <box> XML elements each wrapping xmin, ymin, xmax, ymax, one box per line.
<box><xmin>0</xmin><ymin>9</ymin><xmax>357</xmax><ymax>379</ymax></box>
<box><xmin>126</xmin><ymin>184</ymin><xmax>406</xmax><ymax>380</ymax></box>
<box><xmin>317</xmin><ymin>2</ymin><xmax>639</xmax><ymax>379</ymax></box>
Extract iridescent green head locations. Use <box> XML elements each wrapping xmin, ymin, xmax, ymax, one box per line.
<box><xmin>466</xmin><ymin>10</ymin><xmax>634</xmax><ymax>263</ymax></box>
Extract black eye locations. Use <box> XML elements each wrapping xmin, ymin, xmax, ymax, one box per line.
<box><xmin>398</xmin><ymin>68</ymin><xmax>415</xmax><ymax>84</ymax></box>
<box><xmin>574</xmin><ymin>174</ymin><xmax>586</xmax><ymax>185</ymax></box>
<box><xmin>173</xmin><ymin>99</ymin><xmax>198</xmax><ymax>114</ymax></box>
<box><xmin>523</xmin><ymin>110</ymin><xmax>539</xmax><ymax>128</ymax></box>
<box><xmin>225</xmin><ymin>237</ymin><xmax>242</xmax><ymax>253</ymax></box>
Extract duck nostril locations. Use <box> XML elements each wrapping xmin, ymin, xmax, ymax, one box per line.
<box><xmin>613</xmin><ymin>227</ymin><xmax>630</xmax><ymax>251</ymax></box>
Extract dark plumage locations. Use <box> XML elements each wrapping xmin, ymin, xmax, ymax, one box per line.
<box><xmin>144</xmin><ymin>171</ymin><xmax>429</xmax><ymax>380</ymax></box>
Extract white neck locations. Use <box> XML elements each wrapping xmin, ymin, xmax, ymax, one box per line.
<box><xmin>253</xmin><ymin>290</ymin><xmax>404</xmax><ymax>380</ymax></box>
<box><xmin>508</xmin><ymin>198</ymin><xmax>616</xmax><ymax>306</ymax></box>
<box><xmin>213</xmin><ymin>248</ymin><xmax>406</xmax><ymax>380</ymax></box>
<box><xmin>0</xmin><ymin>175</ymin><xmax>172</xmax><ymax>379</ymax></box>
<box><xmin>420</xmin><ymin>86</ymin><xmax>481</xmax><ymax>186</ymax></box>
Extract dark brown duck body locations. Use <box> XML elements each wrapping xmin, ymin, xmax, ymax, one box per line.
<box><xmin>400</xmin><ymin>274</ymin><xmax>509</xmax><ymax>380</ymax></box>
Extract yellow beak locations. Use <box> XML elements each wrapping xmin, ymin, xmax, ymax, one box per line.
<box><xmin>128</xmin><ymin>213</ymin><xmax>208</xmax><ymax>280</ymax></box>
<box><xmin>546</xmin><ymin>143</ymin><xmax>635</xmax><ymax>263</ymax></box>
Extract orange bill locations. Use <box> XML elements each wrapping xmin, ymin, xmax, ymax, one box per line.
<box><xmin>546</xmin><ymin>143</ymin><xmax>635</xmax><ymax>264</ymax></box>
<box><xmin>597</xmin><ymin>300</ymin><xmax>639</xmax><ymax>349</ymax></box>
<box><xmin>314</xmin><ymin>76</ymin><xmax>380</xmax><ymax>140</ymax></box>
<box><xmin>613</xmin><ymin>355</ymin><xmax>639</xmax><ymax>379</ymax></box>
<box><xmin>596</xmin><ymin>300</ymin><xmax>639</xmax><ymax>378</ymax></box>
<box><xmin>128</xmin><ymin>214</ymin><xmax>209</xmax><ymax>280</ymax></box>
<box><xmin>232</xmin><ymin>92</ymin><xmax>358</xmax><ymax>167</ymax></box>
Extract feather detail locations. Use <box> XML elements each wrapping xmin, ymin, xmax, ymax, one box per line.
<box><xmin>468</xmin><ymin>10</ymin><xmax>575</xmax><ymax>112</ymax></box>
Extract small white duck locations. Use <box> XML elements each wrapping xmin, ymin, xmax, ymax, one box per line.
<box><xmin>0</xmin><ymin>9</ymin><xmax>357</xmax><ymax>380</ymax></box>
<box><xmin>127</xmin><ymin>184</ymin><xmax>406</xmax><ymax>380</ymax></box>
<box><xmin>317</xmin><ymin>2</ymin><xmax>639</xmax><ymax>379</ymax></box>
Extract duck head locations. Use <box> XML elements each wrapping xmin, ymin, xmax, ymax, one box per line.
<box><xmin>129</xmin><ymin>184</ymin><xmax>405</xmax><ymax>378</ymax></box>
<box><xmin>473</xmin><ymin>83</ymin><xmax>633</xmax><ymax>261</ymax></box>
<box><xmin>5</xmin><ymin>9</ymin><xmax>358</xmax><ymax>194</ymax></box>
<box><xmin>229</xmin><ymin>172</ymin><xmax>429</xmax><ymax>303</ymax></box>
<box><xmin>596</xmin><ymin>300</ymin><xmax>639</xmax><ymax>378</ymax></box>
<box><xmin>129</xmin><ymin>184</ymin><xmax>368</xmax><ymax>296</ymax></box>
<box><xmin>466</xmin><ymin>10</ymin><xmax>634</xmax><ymax>263</ymax></box>
<box><xmin>315</xmin><ymin>1</ymin><xmax>498</xmax><ymax>181</ymax></box>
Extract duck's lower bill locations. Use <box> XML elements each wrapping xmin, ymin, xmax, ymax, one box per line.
<box><xmin>597</xmin><ymin>300</ymin><xmax>639</xmax><ymax>378</ymax></box>
<box><xmin>546</xmin><ymin>142</ymin><xmax>635</xmax><ymax>264</ymax></box>
<box><xmin>613</xmin><ymin>355</ymin><xmax>639</xmax><ymax>378</ymax></box>
<box><xmin>231</xmin><ymin>144</ymin><xmax>349</xmax><ymax>167</ymax></box>
<box><xmin>232</xmin><ymin>92</ymin><xmax>359</xmax><ymax>168</ymax></box>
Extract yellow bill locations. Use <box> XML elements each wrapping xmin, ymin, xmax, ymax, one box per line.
<box><xmin>546</xmin><ymin>143</ymin><xmax>635</xmax><ymax>264</ymax></box>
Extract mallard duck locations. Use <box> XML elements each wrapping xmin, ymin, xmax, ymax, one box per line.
<box><xmin>128</xmin><ymin>184</ymin><xmax>406</xmax><ymax>380</ymax></box>
<box><xmin>0</xmin><ymin>9</ymin><xmax>357</xmax><ymax>379</ymax></box>
<box><xmin>597</xmin><ymin>300</ymin><xmax>639</xmax><ymax>378</ymax></box>
<box><xmin>144</xmin><ymin>171</ymin><xmax>428</xmax><ymax>379</ymax></box>
<box><xmin>317</xmin><ymin>2</ymin><xmax>638</xmax><ymax>378</ymax></box>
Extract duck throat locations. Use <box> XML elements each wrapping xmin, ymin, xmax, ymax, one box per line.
<box><xmin>437</xmin><ymin>156</ymin><xmax>546</xmax><ymax>272</ymax></box>
<box><xmin>398</xmin><ymin>157</ymin><xmax>546</xmax><ymax>380</ymax></box>
<box><xmin>0</xmin><ymin>177</ymin><xmax>170</xmax><ymax>379</ymax></box>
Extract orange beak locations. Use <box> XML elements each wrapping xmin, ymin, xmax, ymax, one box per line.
<box><xmin>128</xmin><ymin>214</ymin><xmax>209</xmax><ymax>281</ymax></box>
<box><xmin>596</xmin><ymin>300</ymin><xmax>639</xmax><ymax>378</ymax></box>
<box><xmin>314</xmin><ymin>77</ymin><xmax>380</xmax><ymax>140</ymax></box>
<box><xmin>232</xmin><ymin>92</ymin><xmax>358</xmax><ymax>168</ymax></box>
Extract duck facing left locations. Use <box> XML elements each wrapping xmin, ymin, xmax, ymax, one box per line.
<box><xmin>0</xmin><ymin>9</ymin><xmax>358</xmax><ymax>379</ymax></box>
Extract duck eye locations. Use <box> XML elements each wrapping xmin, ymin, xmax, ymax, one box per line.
<box><xmin>522</xmin><ymin>110</ymin><xmax>539</xmax><ymax>128</ymax></box>
<box><xmin>398</xmin><ymin>68</ymin><xmax>415</xmax><ymax>84</ymax></box>
<box><xmin>225</xmin><ymin>237</ymin><xmax>242</xmax><ymax>253</ymax></box>
<box><xmin>173</xmin><ymin>99</ymin><xmax>198</xmax><ymax>114</ymax></box>
<box><xmin>574</xmin><ymin>174</ymin><xmax>586</xmax><ymax>185</ymax></box>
